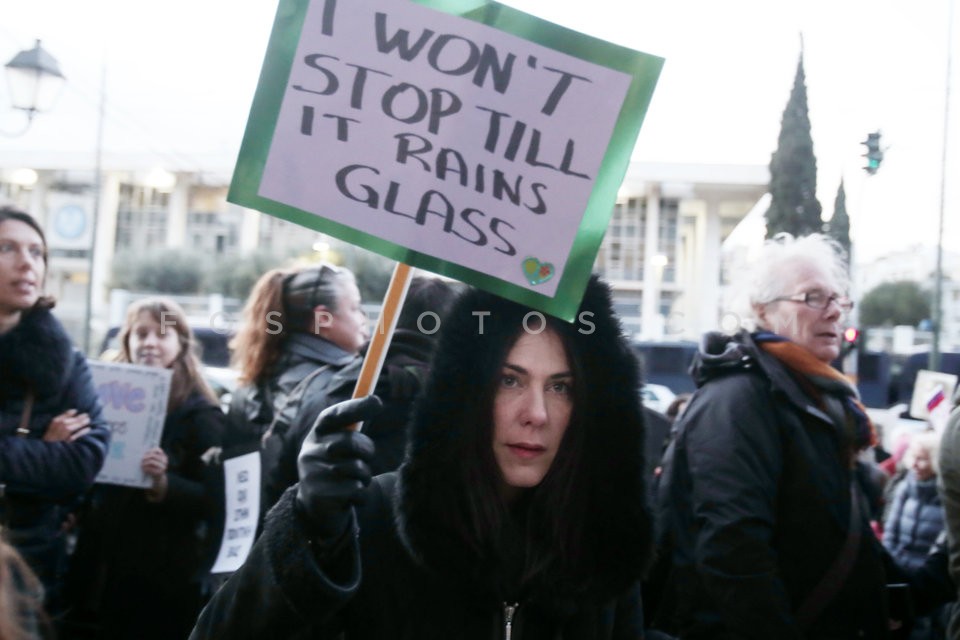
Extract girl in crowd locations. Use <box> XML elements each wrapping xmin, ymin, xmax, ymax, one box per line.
<box><xmin>68</xmin><ymin>298</ymin><xmax>225</xmax><ymax>640</ymax></box>
<box><xmin>225</xmin><ymin>263</ymin><xmax>369</xmax><ymax>510</ymax></box>
<box><xmin>191</xmin><ymin>275</ymin><xmax>654</xmax><ymax>639</ymax></box>
<box><xmin>0</xmin><ymin>205</ymin><xmax>110</xmax><ymax>616</ymax></box>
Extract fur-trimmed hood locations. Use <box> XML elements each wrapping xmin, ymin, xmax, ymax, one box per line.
<box><xmin>395</xmin><ymin>276</ymin><xmax>652</xmax><ymax>611</ymax></box>
<box><xmin>0</xmin><ymin>306</ymin><xmax>74</xmax><ymax>401</ymax></box>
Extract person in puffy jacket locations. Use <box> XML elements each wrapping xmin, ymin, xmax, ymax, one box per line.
<box><xmin>656</xmin><ymin>233</ymin><xmax>893</xmax><ymax>639</ymax></box>
<box><xmin>884</xmin><ymin>431</ymin><xmax>945</xmax><ymax>573</ymax></box>
<box><xmin>0</xmin><ymin>205</ymin><xmax>110</xmax><ymax>615</ymax></box>
<box><xmin>190</xmin><ymin>275</ymin><xmax>654</xmax><ymax>639</ymax></box>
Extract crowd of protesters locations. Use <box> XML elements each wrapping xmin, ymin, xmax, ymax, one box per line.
<box><xmin>5</xmin><ymin>202</ymin><xmax>960</xmax><ymax>639</ymax></box>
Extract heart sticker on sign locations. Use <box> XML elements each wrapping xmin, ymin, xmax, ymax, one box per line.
<box><xmin>521</xmin><ymin>257</ymin><xmax>555</xmax><ymax>286</ymax></box>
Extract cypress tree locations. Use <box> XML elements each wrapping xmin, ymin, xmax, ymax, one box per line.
<box><xmin>765</xmin><ymin>54</ymin><xmax>823</xmax><ymax>238</ymax></box>
<box><xmin>825</xmin><ymin>179</ymin><xmax>851</xmax><ymax>257</ymax></box>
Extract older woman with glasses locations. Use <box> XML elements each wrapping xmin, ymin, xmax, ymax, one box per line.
<box><xmin>654</xmin><ymin>233</ymin><xmax>895</xmax><ymax>639</ymax></box>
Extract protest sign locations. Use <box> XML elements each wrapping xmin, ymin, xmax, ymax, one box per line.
<box><xmin>88</xmin><ymin>360</ymin><xmax>170</xmax><ymax>488</ymax></box>
<box><xmin>910</xmin><ymin>369</ymin><xmax>958</xmax><ymax>431</ymax></box>
<box><xmin>230</xmin><ymin>0</ymin><xmax>662</xmax><ymax>320</ymax></box>
<box><xmin>210</xmin><ymin>452</ymin><xmax>261</xmax><ymax>574</ymax></box>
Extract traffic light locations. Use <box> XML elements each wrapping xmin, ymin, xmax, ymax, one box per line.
<box><xmin>861</xmin><ymin>131</ymin><xmax>884</xmax><ymax>175</ymax></box>
<box><xmin>841</xmin><ymin>326</ymin><xmax>860</xmax><ymax>358</ymax></box>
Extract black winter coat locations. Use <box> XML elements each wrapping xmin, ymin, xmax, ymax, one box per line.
<box><xmin>0</xmin><ymin>307</ymin><xmax>110</xmax><ymax>600</ymax></box>
<box><xmin>67</xmin><ymin>390</ymin><xmax>226</xmax><ymax>639</ymax></box>
<box><xmin>657</xmin><ymin>330</ymin><xmax>890</xmax><ymax>639</ymax></box>
<box><xmin>191</xmin><ymin>277</ymin><xmax>653</xmax><ymax>639</ymax></box>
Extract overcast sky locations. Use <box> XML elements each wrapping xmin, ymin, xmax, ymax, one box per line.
<box><xmin>1</xmin><ymin>0</ymin><xmax>957</xmax><ymax>263</ymax></box>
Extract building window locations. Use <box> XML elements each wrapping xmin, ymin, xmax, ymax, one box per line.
<box><xmin>115</xmin><ymin>184</ymin><xmax>169</xmax><ymax>253</ymax></box>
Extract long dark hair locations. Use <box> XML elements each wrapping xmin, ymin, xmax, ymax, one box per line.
<box><xmin>455</xmin><ymin>315</ymin><xmax>592</xmax><ymax>590</ymax></box>
<box><xmin>116</xmin><ymin>297</ymin><xmax>218</xmax><ymax>411</ymax></box>
<box><xmin>400</xmin><ymin>277</ymin><xmax>649</xmax><ymax>602</ymax></box>
<box><xmin>0</xmin><ymin>205</ymin><xmax>55</xmax><ymax>310</ymax></box>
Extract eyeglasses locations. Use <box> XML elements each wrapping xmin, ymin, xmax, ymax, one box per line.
<box><xmin>770</xmin><ymin>291</ymin><xmax>854</xmax><ymax>312</ymax></box>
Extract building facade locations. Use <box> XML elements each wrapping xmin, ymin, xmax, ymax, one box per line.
<box><xmin>0</xmin><ymin>159</ymin><xmax>768</xmax><ymax>349</ymax></box>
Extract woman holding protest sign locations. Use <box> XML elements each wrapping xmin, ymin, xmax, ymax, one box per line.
<box><xmin>0</xmin><ymin>205</ymin><xmax>110</xmax><ymax>620</ymax></box>
<box><xmin>66</xmin><ymin>298</ymin><xmax>225</xmax><ymax>640</ymax></box>
<box><xmin>191</xmin><ymin>275</ymin><xmax>654</xmax><ymax>639</ymax></box>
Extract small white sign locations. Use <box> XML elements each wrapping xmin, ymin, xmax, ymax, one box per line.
<box><xmin>89</xmin><ymin>361</ymin><xmax>170</xmax><ymax>488</ymax></box>
<box><xmin>210</xmin><ymin>452</ymin><xmax>262</xmax><ymax>574</ymax></box>
<box><xmin>910</xmin><ymin>369</ymin><xmax>959</xmax><ymax>431</ymax></box>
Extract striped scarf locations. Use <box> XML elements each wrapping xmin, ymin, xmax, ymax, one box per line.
<box><xmin>753</xmin><ymin>331</ymin><xmax>877</xmax><ymax>451</ymax></box>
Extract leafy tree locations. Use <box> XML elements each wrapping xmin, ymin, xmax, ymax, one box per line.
<box><xmin>204</xmin><ymin>250</ymin><xmax>290</xmax><ymax>300</ymax></box>
<box><xmin>859</xmin><ymin>281</ymin><xmax>930</xmax><ymax>327</ymax></box>
<box><xmin>109</xmin><ymin>248</ymin><xmax>204</xmax><ymax>294</ymax></box>
<box><xmin>824</xmin><ymin>179</ymin><xmax>851</xmax><ymax>257</ymax></box>
<box><xmin>765</xmin><ymin>54</ymin><xmax>823</xmax><ymax>238</ymax></box>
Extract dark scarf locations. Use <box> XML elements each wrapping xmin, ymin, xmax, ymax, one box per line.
<box><xmin>753</xmin><ymin>331</ymin><xmax>876</xmax><ymax>451</ymax></box>
<box><xmin>0</xmin><ymin>306</ymin><xmax>73</xmax><ymax>401</ymax></box>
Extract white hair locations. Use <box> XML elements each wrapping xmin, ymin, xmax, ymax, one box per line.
<box><xmin>729</xmin><ymin>233</ymin><xmax>851</xmax><ymax>331</ymax></box>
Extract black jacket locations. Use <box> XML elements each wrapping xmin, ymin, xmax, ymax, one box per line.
<box><xmin>266</xmin><ymin>328</ymin><xmax>438</xmax><ymax>502</ymax></box>
<box><xmin>191</xmin><ymin>277</ymin><xmax>653</xmax><ymax>639</ymax></box>
<box><xmin>657</xmin><ymin>330</ymin><xmax>890</xmax><ymax>639</ymax></box>
<box><xmin>224</xmin><ymin>333</ymin><xmax>357</xmax><ymax>452</ymax></box>
<box><xmin>67</xmin><ymin>391</ymin><xmax>226</xmax><ymax>638</ymax></box>
<box><xmin>0</xmin><ymin>307</ymin><xmax>110</xmax><ymax>597</ymax></box>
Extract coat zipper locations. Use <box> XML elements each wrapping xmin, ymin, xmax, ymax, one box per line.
<box><xmin>503</xmin><ymin>602</ymin><xmax>519</xmax><ymax>640</ymax></box>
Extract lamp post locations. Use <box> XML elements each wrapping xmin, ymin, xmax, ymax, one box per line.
<box><xmin>1</xmin><ymin>39</ymin><xmax>65</xmax><ymax>137</ymax></box>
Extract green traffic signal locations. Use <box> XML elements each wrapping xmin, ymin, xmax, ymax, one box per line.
<box><xmin>861</xmin><ymin>131</ymin><xmax>883</xmax><ymax>175</ymax></box>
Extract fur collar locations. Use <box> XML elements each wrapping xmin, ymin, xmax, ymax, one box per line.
<box><xmin>0</xmin><ymin>307</ymin><xmax>74</xmax><ymax>400</ymax></box>
<box><xmin>395</xmin><ymin>276</ymin><xmax>652</xmax><ymax>611</ymax></box>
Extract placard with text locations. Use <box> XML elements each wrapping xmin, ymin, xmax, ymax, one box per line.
<box><xmin>88</xmin><ymin>360</ymin><xmax>170</xmax><ymax>488</ymax></box>
<box><xmin>230</xmin><ymin>0</ymin><xmax>662</xmax><ymax>320</ymax></box>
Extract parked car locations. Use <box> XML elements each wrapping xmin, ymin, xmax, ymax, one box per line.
<box><xmin>640</xmin><ymin>383</ymin><xmax>677</xmax><ymax>415</ymax></box>
<box><xmin>632</xmin><ymin>340</ymin><xmax>698</xmax><ymax>394</ymax></box>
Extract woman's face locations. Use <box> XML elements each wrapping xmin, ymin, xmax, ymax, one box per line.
<box><xmin>492</xmin><ymin>328</ymin><xmax>574</xmax><ymax>502</ymax></box>
<box><xmin>0</xmin><ymin>220</ymin><xmax>46</xmax><ymax>315</ymax></box>
<box><xmin>127</xmin><ymin>311</ymin><xmax>182</xmax><ymax>369</ymax></box>
<box><xmin>318</xmin><ymin>279</ymin><xmax>369</xmax><ymax>354</ymax></box>
<box><xmin>756</xmin><ymin>260</ymin><xmax>846</xmax><ymax>363</ymax></box>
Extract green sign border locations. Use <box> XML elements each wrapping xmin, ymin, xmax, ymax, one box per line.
<box><xmin>229</xmin><ymin>0</ymin><xmax>663</xmax><ymax>321</ymax></box>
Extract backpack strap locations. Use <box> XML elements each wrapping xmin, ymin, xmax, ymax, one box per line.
<box><xmin>794</xmin><ymin>480</ymin><xmax>862</xmax><ymax>629</ymax></box>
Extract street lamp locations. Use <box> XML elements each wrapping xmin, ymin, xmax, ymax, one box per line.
<box><xmin>1</xmin><ymin>39</ymin><xmax>65</xmax><ymax>137</ymax></box>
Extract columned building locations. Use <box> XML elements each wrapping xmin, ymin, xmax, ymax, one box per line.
<box><xmin>1</xmin><ymin>158</ymin><xmax>767</xmax><ymax>348</ymax></box>
<box><xmin>595</xmin><ymin>162</ymin><xmax>768</xmax><ymax>340</ymax></box>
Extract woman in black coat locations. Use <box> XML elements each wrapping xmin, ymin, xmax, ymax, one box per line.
<box><xmin>191</xmin><ymin>275</ymin><xmax>653</xmax><ymax>639</ymax></box>
<box><xmin>68</xmin><ymin>298</ymin><xmax>225</xmax><ymax>640</ymax></box>
<box><xmin>0</xmin><ymin>206</ymin><xmax>110</xmax><ymax>614</ymax></box>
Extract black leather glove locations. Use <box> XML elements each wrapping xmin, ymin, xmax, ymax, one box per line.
<box><xmin>295</xmin><ymin>395</ymin><xmax>381</xmax><ymax>541</ymax></box>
